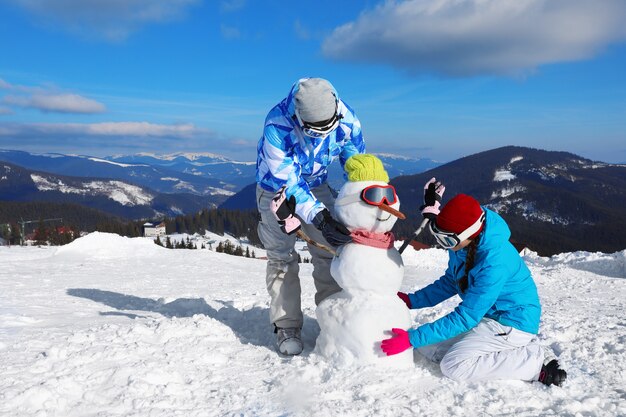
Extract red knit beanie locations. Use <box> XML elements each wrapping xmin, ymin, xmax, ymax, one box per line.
<box><xmin>436</xmin><ymin>194</ymin><xmax>484</xmax><ymax>239</ymax></box>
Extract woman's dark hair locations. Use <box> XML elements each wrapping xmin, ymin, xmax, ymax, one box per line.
<box><xmin>458</xmin><ymin>240</ymin><xmax>478</xmax><ymax>293</ymax></box>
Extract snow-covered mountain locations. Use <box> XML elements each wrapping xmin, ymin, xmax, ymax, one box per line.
<box><xmin>0</xmin><ymin>149</ymin><xmax>440</xmax><ymax>200</ymax></box>
<box><xmin>108</xmin><ymin>152</ymin><xmax>257</xmax><ymax>191</ymax></box>
<box><xmin>391</xmin><ymin>146</ymin><xmax>626</xmax><ymax>255</ymax></box>
<box><xmin>0</xmin><ymin>162</ymin><xmax>225</xmax><ymax>219</ymax></box>
<box><xmin>1</xmin><ymin>232</ymin><xmax>624</xmax><ymax>416</ymax></box>
<box><xmin>0</xmin><ymin>150</ymin><xmax>239</xmax><ymax>196</ymax></box>
<box><xmin>109</xmin><ymin>152</ymin><xmax>439</xmax><ymax>192</ymax></box>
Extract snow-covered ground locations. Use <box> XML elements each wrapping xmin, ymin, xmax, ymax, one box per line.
<box><xmin>1</xmin><ymin>233</ymin><xmax>625</xmax><ymax>417</ymax></box>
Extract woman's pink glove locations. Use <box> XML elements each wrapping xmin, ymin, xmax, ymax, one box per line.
<box><xmin>397</xmin><ymin>292</ymin><xmax>411</xmax><ymax>308</ymax></box>
<box><xmin>380</xmin><ymin>328</ymin><xmax>412</xmax><ymax>356</ymax></box>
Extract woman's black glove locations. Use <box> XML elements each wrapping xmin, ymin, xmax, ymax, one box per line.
<box><xmin>312</xmin><ymin>209</ymin><xmax>353</xmax><ymax>247</ymax></box>
<box><xmin>420</xmin><ymin>177</ymin><xmax>445</xmax><ymax>220</ymax></box>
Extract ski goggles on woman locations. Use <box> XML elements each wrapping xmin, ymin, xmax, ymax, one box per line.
<box><xmin>334</xmin><ymin>184</ymin><xmax>406</xmax><ymax>219</ymax></box>
<box><xmin>295</xmin><ymin>100</ymin><xmax>341</xmax><ymax>138</ymax></box>
<box><xmin>429</xmin><ymin>211</ymin><xmax>486</xmax><ymax>249</ymax></box>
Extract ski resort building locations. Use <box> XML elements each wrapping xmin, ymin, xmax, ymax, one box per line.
<box><xmin>143</xmin><ymin>221</ymin><xmax>166</xmax><ymax>238</ymax></box>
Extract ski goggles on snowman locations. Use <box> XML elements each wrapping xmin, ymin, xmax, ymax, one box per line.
<box><xmin>360</xmin><ymin>184</ymin><xmax>398</xmax><ymax>206</ymax></box>
<box><xmin>335</xmin><ymin>184</ymin><xmax>398</xmax><ymax>206</ymax></box>
<box><xmin>429</xmin><ymin>211</ymin><xmax>486</xmax><ymax>249</ymax></box>
<box><xmin>295</xmin><ymin>99</ymin><xmax>341</xmax><ymax>138</ymax></box>
<box><xmin>334</xmin><ymin>184</ymin><xmax>406</xmax><ymax>219</ymax></box>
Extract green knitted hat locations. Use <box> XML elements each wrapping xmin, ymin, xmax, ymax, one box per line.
<box><xmin>344</xmin><ymin>154</ymin><xmax>389</xmax><ymax>183</ymax></box>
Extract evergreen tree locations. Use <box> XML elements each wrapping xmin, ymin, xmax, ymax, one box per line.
<box><xmin>34</xmin><ymin>218</ymin><xmax>49</xmax><ymax>246</ymax></box>
<box><xmin>49</xmin><ymin>227</ymin><xmax>62</xmax><ymax>246</ymax></box>
<box><xmin>154</xmin><ymin>236</ymin><xmax>163</xmax><ymax>247</ymax></box>
<box><xmin>10</xmin><ymin>222</ymin><xmax>21</xmax><ymax>245</ymax></box>
<box><xmin>175</xmin><ymin>217</ymin><xmax>185</xmax><ymax>234</ymax></box>
<box><xmin>0</xmin><ymin>224</ymin><xmax>10</xmax><ymax>243</ymax></box>
<box><xmin>223</xmin><ymin>240</ymin><xmax>234</xmax><ymax>255</ymax></box>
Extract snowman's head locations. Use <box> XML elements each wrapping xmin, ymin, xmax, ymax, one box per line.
<box><xmin>333</xmin><ymin>154</ymin><xmax>404</xmax><ymax>233</ymax></box>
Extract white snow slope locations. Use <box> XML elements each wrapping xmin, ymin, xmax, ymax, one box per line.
<box><xmin>1</xmin><ymin>233</ymin><xmax>625</xmax><ymax>417</ymax></box>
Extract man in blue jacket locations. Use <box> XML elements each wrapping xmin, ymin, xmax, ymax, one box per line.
<box><xmin>256</xmin><ymin>78</ymin><xmax>365</xmax><ymax>355</ymax></box>
<box><xmin>383</xmin><ymin>191</ymin><xmax>567</xmax><ymax>386</ymax></box>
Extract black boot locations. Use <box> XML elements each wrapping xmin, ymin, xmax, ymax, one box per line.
<box><xmin>538</xmin><ymin>359</ymin><xmax>567</xmax><ymax>387</ymax></box>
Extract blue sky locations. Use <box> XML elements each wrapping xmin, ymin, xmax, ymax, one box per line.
<box><xmin>1</xmin><ymin>0</ymin><xmax>625</xmax><ymax>163</ymax></box>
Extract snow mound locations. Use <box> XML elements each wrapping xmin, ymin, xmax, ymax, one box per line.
<box><xmin>55</xmin><ymin>232</ymin><xmax>165</xmax><ymax>260</ymax></box>
<box><xmin>525</xmin><ymin>249</ymin><xmax>626</xmax><ymax>279</ymax></box>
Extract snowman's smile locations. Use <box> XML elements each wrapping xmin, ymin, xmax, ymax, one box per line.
<box><xmin>377</xmin><ymin>212</ymin><xmax>392</xmax><ymax>222</ymax></box>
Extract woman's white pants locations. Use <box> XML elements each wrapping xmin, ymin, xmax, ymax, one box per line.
<box><xmin>418</xmin><ymin>318</ymin><xmax>544</xmax><ymax>382</ymax></box>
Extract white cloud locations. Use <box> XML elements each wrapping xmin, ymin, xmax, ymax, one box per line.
<box><xmin>0</xmin><ymin>107</ymin><xmax>13</xmax><ymax>115</ymax></box>
<box><xmin>322</xmin><ymin>0</ymin><xmax>626</xmax><ymax>77</ymax></box>
<box><xmin>83</xmin><ymin>122</ymin><xmax>199</xmax><ymax>137</ymax></box>
<box><xmin>0</xmin><ymin>121</ymin><xmax>202</xmax><ymax>138</ymax></box>
<box><xmin>0</xmin><ymin>78</ymin><xmax>42</xmax><ymax>94</ymax></box>
<box><xmin>1</xmin><ymin>79</ymin><xmax>106</xmax><ymax>114</ymax></box>
<box><xmin>0</xmin><ymin>121</ymin><xmax>256</xmax><ymax>158</ymax></box>
<box><xmin>8</xmin><ymin>0</ymin><xmax>201</xmax><ymax>41</ymax></box>
<box><xmin>3</xmin><ymin>94</ymin><xmax>106</xmax><ymax>114</ymax></box>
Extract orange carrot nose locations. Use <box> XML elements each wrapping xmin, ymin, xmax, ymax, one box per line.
<box><xmin>379</xmin><ymin>203</ymin><xmax>406</xmax><ymax>220</ymax></box>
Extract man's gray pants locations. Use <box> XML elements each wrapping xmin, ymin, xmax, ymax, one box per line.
<box><xmin>256</xmin><ymin>183</ymin><xmax>341</xmax><ymax>329</ymax></box>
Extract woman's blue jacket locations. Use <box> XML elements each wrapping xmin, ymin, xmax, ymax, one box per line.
<box><xmin>407</xmin><ymin>208</ymin><xmax>541</xmax><ymax>348</ymax></box>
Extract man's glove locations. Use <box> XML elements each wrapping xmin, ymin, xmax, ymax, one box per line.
<box><xmin>420</xmin><ymin>177</ymin><xmax>445</xmax><ymax>220</ymax></box>
<box><xmin>380</xmin><ymin>328</ymin><xmax>412</xmax><ymax>356</ymax></box>
<box><xmin>312</xmin><ymin>209</ymin><xmax>353</xmax><ymax>247</ymax></box>
<box><xmin>270</xmin><ymin>186</ymin><xmax>301</xmax><ymax>235</ymax></box>
<box><xmin>397</xmin><ymin>292</ymin><xmax>411</xmax><ymax>309</ymax></box>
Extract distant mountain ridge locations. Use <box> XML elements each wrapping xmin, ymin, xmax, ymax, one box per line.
<box><xmin>108</xmin><ymin>152</ymin><xmax>257</xmax><ymax>191</ymax></box>
<box><xmin>0</xmin><ymin>150</ymin><xmax>240</xmax><ymax>196</ymax></box>
<box><xmin>0</xmin><ymin>149</ymin><xmax>440</xmax><ymax>210</ymax></box>
<box><xmin>0</xmin><ymin>162</ymin><xmax>224</xmax><ymax>220</ymax></box>
<box><xmin>391</xmin><ymin>146</ymin><xmax>626</xmax><ymax>255</ymax></box>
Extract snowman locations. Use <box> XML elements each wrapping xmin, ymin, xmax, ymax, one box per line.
<box><xmin>314</xmin><ymin>154</ymin><xmax>413</xmax><ymax>367</ymax></box>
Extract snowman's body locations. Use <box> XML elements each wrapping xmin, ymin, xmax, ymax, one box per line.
<box><xmin>315</xmin><ymin>180</ymin><xmax>413</xmax><ymax>367</ymax></box>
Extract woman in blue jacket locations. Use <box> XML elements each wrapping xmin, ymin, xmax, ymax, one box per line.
<box><xmin>381</xmin><ymin>192</ymin><xmax>567</xmax><ymax>386</ymax></box>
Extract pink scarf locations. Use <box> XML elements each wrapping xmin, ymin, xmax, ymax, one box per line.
<box><xmin>351</xmin><ymin>230</ymin><xmax>395</xmax><ymax>249</ymax></box>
